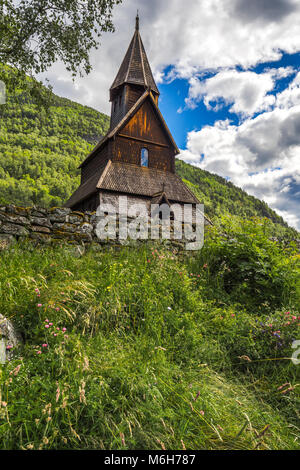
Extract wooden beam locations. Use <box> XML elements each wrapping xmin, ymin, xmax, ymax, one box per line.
<box><xmin>118</xmin><ymin>133</ymin><xmax>169</xmax><ymax>148</ymax></box>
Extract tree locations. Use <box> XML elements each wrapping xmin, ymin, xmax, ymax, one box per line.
<box><xmin>0</xmin><ymin>0</ymin><xmax>122</xmax><ymax>104</ymax></box>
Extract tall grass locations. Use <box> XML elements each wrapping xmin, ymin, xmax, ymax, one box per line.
<box><xmin>0</xmin><ymin>217</ymin><xmax>299</xmax><ymax>450</ymax></box>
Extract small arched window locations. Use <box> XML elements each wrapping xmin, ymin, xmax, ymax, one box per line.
<box><xmin>141</xmin><ymin>148</ymin><xmax>148</xmax><ymax>167</ymax></box>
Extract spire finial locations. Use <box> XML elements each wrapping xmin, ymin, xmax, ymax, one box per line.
<box><xmin>136</xmin><ymin>10</ymin><xmax>139</xmax><ymax>30</ymax></box>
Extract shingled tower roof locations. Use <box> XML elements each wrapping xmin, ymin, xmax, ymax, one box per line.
<box><xmin>110</xmin><ymin>13</ymin><xmax>159</xmax><ymax>99</ymax></box>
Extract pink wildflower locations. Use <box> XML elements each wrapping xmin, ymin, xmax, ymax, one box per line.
<box><xmin>37</xmin><ymin>304</ymin><xmax>42</xmax><ymax>307</ymax></box>
<box><xmin>62</xmin><ymin>328</ymin><xmax>67</xmax><ymax>332</ymax></box>
<box><xmin>42</xmin><ymin>344</ymin><xmax>48</xmax><ymax>348</ymax></box>
<box><xmin>49</xmin><ymin>323</ymin><xmax>53</xmax><ymax>326</ymax></box>
<box><xmin>37</xmin><ymin>350</ymin><xmax>42</xmax><ymax>355</ymax></box>
<box><xmin>45</xmin><ymin>325</ymin><xmax>49</xmax><ymax>328</ymax></box>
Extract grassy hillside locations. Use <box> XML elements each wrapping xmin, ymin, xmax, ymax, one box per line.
<box><xmin>0</xmin><ymin>81</ymin><xmax>297</xmax><ymax>238</ymax></box>
<box><xmin>0</xmin><ymin>217</ymin><xmax>299</xmax><ymax>450</ymax></box>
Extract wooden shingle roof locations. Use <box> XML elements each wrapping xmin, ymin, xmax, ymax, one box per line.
<box><xmin>66</xmin><ymin>160</ymin><xmax>200</xmax><ymax>208</ymax></box>
<box><xmin>110</xmin><ymin>15</ymin><xmax>159</xmax><ymax>97</ymax></box>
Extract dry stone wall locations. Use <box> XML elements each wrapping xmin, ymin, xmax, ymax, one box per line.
<box><xmin>0</xmin><ymin>204</ymin><xmax>189</xmax><ymax>249</ymax></box>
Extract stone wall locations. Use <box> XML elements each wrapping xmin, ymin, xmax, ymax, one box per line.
<box><xmin>0</xmin><ymin>204</ymin><xmax>194</xmax><ymax>249</ymax></box>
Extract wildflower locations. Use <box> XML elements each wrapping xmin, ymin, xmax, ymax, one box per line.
<box><xmin>13</xmin><ymin>364</ymin><xmax>21</xmax><ymax>376</ymax></box>
<box><xmin>120</xmin><ymin>432</ymin><xmax>125</xmax><ymax>446</ymax></box>
<box><xmin>64</xmin><ymin>335</ymin><xmax>68</xmax><ymax>339</ymax></box>
<box><xmin>231</xmin><ymin>314</ymin><xmax>235</xmax><ymax>317</ymax></box>
<box><xmin>37</xmin><ymin>304</ymin><xmax>42</xmax><ymax>307</ymax></box>
<box><xmin>79</xmin><ymin>380</ymin><xmax>86</xmax><ymax>404</ymax></box>
<box><xmin>57</xmin><ymin>327</ymin><xmax>60</xmax><ymax>330</ymax></box>
<box><xmin>37</xmin><ymin>350</ymin><xmax>42</xmax><ymax>355</ymax></box>
<box><xmin>56</xmin><ymin>384</ymin><xmax>60</xmax><ymax>402</ymax></box>
<box><xmin>45</xmin><ymin>325</ymin><xmax>49</xmax><ymax>328</ymax></box>
<box><xmin>49</xmin><ymin>323</ymin><xmax>53</xmax><ymax>326</ymax></box>
<box><xmin>167</xmin><ymin>307</ymin><xmax>172</xmax><ymax>310</ymax></box>
<box><xmin>203</xmin><ymin>264</ymin><xmax>208</xmax><ymax>269</ymax></box>
<box><xmin>62</xmin><ymin>327</ymin><xmax>67</xmax><ymax>332</ymax></box>
<box><xmin>42</xmin><ymin>344</ymin><xmax>48</xmax><ymax>348</ymax></box>
<box><xmin>199</xmin><ymin>410</ymin><xmax>205</xmax><ymax>416</ymax></box>
<box><xmin>156</xmin><ymin>439</ymin><xmax>166</xmax><ymax>450</ymax></box>
<box><xmin>53</xmin><ymin>333</ymin><xmax>57</xmax><ymax>337</ymax></box>
<box><xmin>26</xmin><ymin>444</ymin><xmax>34</xmax><ymax>450</ymax></box>
<box><xmin>6</xmin><ymin>345</ymin><xmax>13</xmax><ymax>350</ymax></box>
<box><xmin>1</xmin><ymin>402</ymin><xmax>7</xmax><ymax>407</ymax></box>
<box><xmin>43</xmin><ymin>437</ymin><xmax>49</xmax><ymax>445</ymax></box>
<box><xmin>55</xmin><ymin>308</ymin><xmax>60</xmax><ymax>311</ymax></box>
<box><xmin>45</xmin><ymin>319</ymin><xmax>49</xmax><ymax>323</ymax></box>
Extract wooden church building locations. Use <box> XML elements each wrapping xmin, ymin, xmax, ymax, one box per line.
<box><xmin>65</xmin><ymin>15</ymin><xmax>201</xmax><ymax>216</ymax></box>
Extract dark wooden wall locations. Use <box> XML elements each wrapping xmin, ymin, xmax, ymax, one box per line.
<box><xmin>113</xmin><ymin>98</ymin><xmax>175</xmax><ymax>172</ymax></box>
<box><xmin>81</xmin><ymin>144</ymin><xmax>110</xmax><ymax>184</ymax></box>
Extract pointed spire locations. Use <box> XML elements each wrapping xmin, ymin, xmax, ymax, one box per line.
<box><xmin>110</xmin><ymin>14</ymin><xmax>159</xmax><ymax>98</ymax></box>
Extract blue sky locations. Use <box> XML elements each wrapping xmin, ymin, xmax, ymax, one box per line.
<box><xmin>41</xmin><ymin>0</ymin><xmax>300</xmax><ymax>230</ymax></box>
<box><xmin>159</xmin><ymin>53</ymin><xmax>300</xmax><ymax>149</ymax></box>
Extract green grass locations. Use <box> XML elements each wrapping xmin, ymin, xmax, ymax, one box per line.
<box><xmin>0</xmin><ymin>217</ymin><xmax>299</xmax><ymax>450</ymax></box>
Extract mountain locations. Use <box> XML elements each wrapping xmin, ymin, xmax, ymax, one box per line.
<box><xmin>0</xmin><ymin>83</ymin><xmax>297</xmax><ymax>237</ymax></box>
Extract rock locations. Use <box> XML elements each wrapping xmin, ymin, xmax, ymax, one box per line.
<box><xmin>30</xmin><ymin>233</ymin><xmax>52</xmax><ymax>243</ymax></box>
<box><xmin>78</xmin><ymin>223</ymin><xmax>93</xmax><ymax>234</ymax></box>
<box><xmin>0</xmin><ymin>213</ymin><xmax>30</xmax><ymax>226</ymax></box>
<box><xmin>1</xmin><ymin>223</ymin><xmax>29</xmax><ymax>236</ymax></box>
<box><xmin>0</xmin><ymin>314</ymin><xmax>22</xmax><ymax>363</ymax></box>
<box><xmin>49</xmin><ymin>207</ymin><xmax>71</xmax><ymax>222</ymax></box>
<box><xmin>6</xmin><ymin>205</ymin><xmax>29</xmax><ymax>217</ymax></box>
<box><xmin>0</xmin><ymin>234</ymin><xmax>15</xmax><ymax>249</ymax></box>
<box><xmin>52</xmin><ymin>222</ymin><xmax>77</xmax><ymax>233</ymax></box>
<box><xmin>67</xmin><ymin>214</ymin><xmax>84</xmax><ymax>224</ymax></box>
<box><xmin>30</xmin><ymin>225</ymin><xmax>51</xmax><ymax>234</ymax></box>
<box><xmin>29</xmin><ymin>217</ymin><xmax>52</xmax><ymax>228</ymax></box>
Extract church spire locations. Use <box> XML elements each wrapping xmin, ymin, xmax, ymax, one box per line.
<box><xmin>110</xmin><ymin>14</ymin><xmax>159</xmax><ymax>101</ymax></box>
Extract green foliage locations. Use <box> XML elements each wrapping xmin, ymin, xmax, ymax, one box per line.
<box><xmin>0</xmin><ymin>0</ymin><xmax>122</xmax><ymax>103</ymax></box>
<box><xmin>176</xmin><ymin>159</ymin><xmax>298</xmax><ymax>238</ymax></box>
<box><xmin>0</xmin><ymin>86</ymin><xmax>110</xmax><ymax>206</ymax></box>
<box><xmin>0</xmin><ymin>224</ymin><xmax>299</xmax><ymax>450</ymax></box>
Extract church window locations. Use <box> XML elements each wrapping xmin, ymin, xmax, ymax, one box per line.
<box><xmin>141</xmin><ymin>148</ymin><xmax>148</xmax><ymax>167</ymax></box>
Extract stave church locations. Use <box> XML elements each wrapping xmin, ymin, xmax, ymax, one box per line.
<box><xmin>66</xmin><ymin>15</ymin><xmax>205</xmax><ymax>221</ymax></box>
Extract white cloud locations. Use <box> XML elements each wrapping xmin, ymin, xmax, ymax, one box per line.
<box><xmin>179</xmin><ymin>99</ymin><xmax>300</xmax><ymax>230</ymax></box>
<box><xmin>37</xmin><ymin>0</ymin><xmax>300</xmax><ymax>111</ymax></box>
<box><xmin>184</xmin><ymin>70</ymin><xmax>279</xmax><ymax>117</ymax></box>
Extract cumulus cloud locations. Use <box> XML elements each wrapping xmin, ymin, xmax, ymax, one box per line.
<box><xmin>38</xmin><ymin>0</ymin><xmax>300</xmax><ymax>110</ymax></box>
<box><xmin>231</xmin><ymin>0</ymin><xmax>297</xmax><ymax>23</ymax></box>
<box><xmin>179</xmin><ymin>94</ymin><xmax>300</xmax><ymax>229</ymax></box>
<box><xmin>184</xmin><ymin>69</ymin><xmax>282</xmax><ymax>117</ymax></box>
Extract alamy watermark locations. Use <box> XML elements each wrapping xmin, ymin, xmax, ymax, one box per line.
<box><xmin>0</xmin><ymin>81</ymin><xmax>6</xmax><ymax>105</ymax></box>
<box><xmin>95</xmin><ymin>196</ymin><xmax>204</xmax><ymax>251</ymax></box>
<box><xmin>291</xmin><ymin>340</ymin><xmax>300</xmax><ymax>365</ymax></box>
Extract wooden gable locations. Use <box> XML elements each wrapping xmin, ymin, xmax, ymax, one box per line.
<box><xmin>120</xmin><ymin>98</ymin><xmax>170</xmax><ymax>146</ymax></box>
<box><xmin>112</xmin><ymin>93</ymin><xmax>177</xmax><ymax>173</ymax></box>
